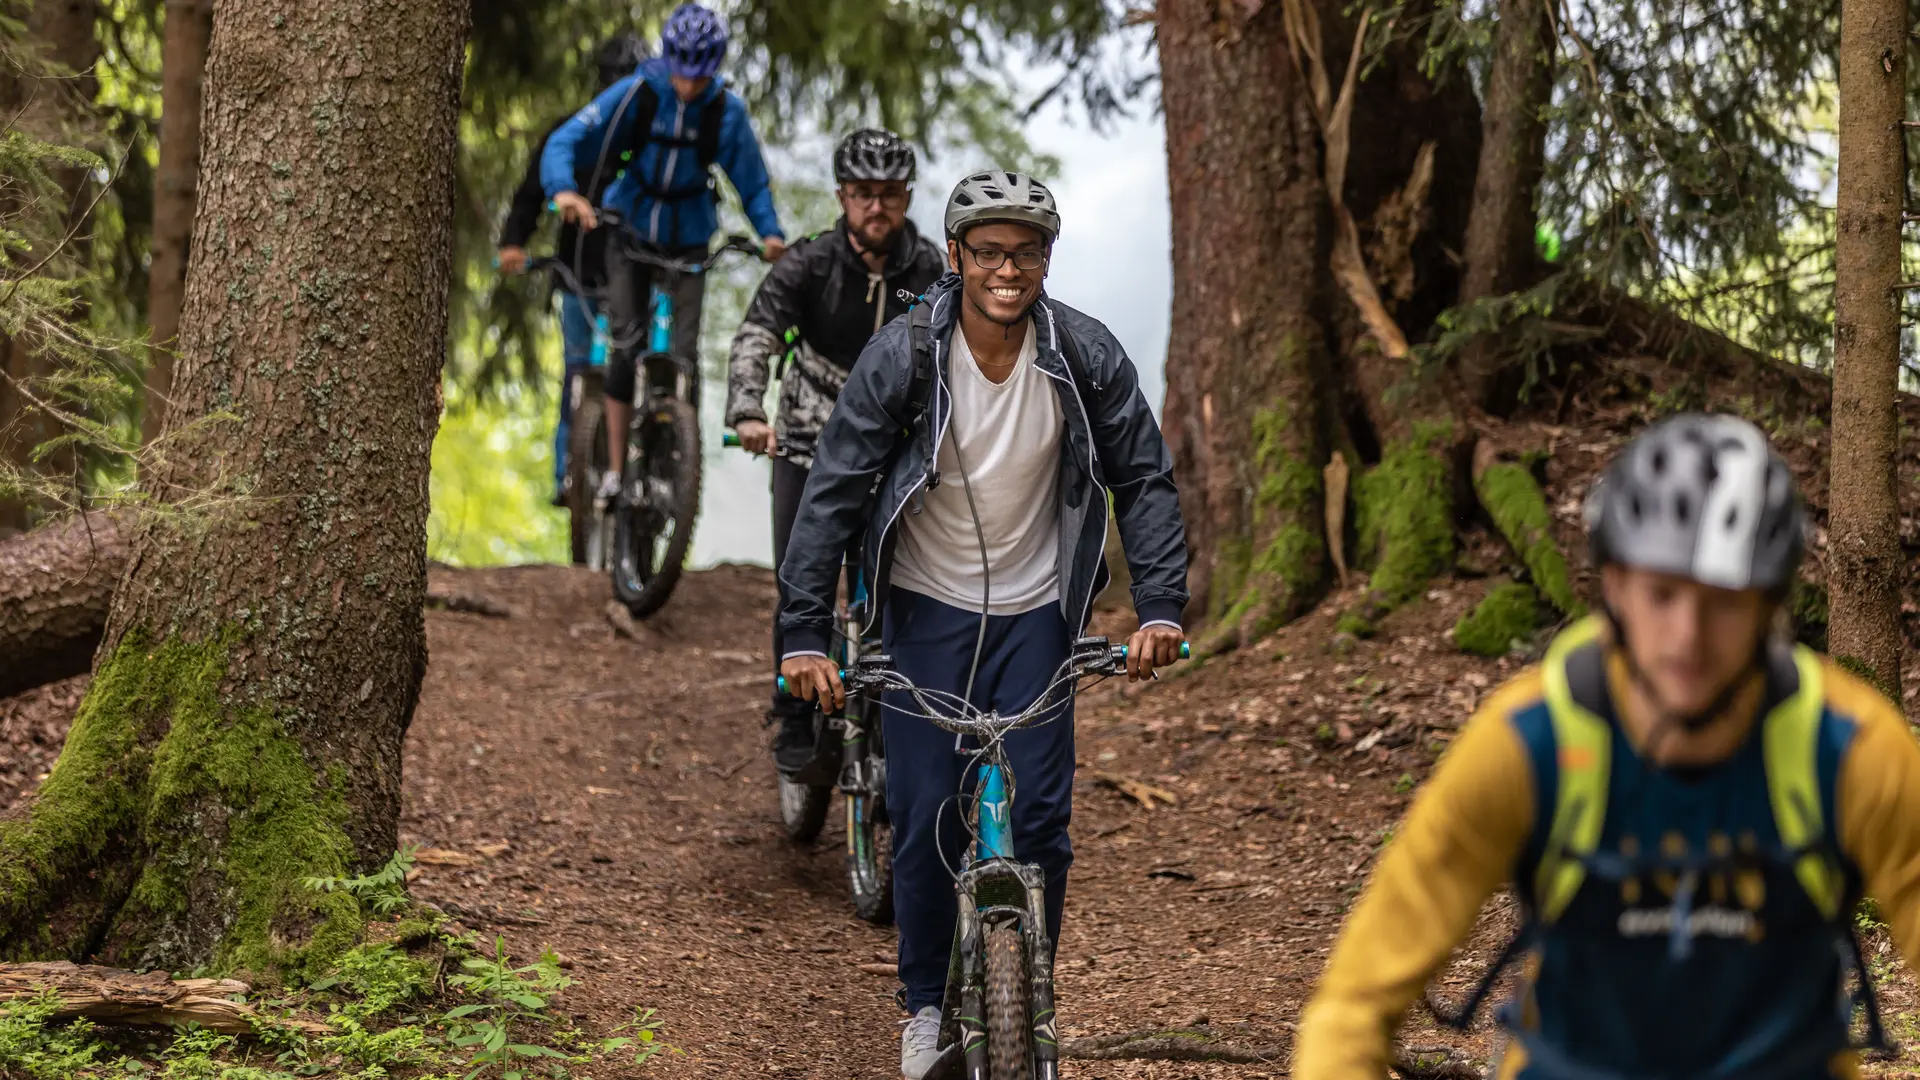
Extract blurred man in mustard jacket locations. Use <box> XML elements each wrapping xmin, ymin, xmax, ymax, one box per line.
<box><xmin>1296</xmin><ymin>413</ymin><xmax>1920</xmax><ymax>1080</ymax></box>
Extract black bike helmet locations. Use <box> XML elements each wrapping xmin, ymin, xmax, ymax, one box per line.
<box><xmin>1585</xmin><ymin>413</ymin><xmax>1805</xmax><ymax>595</ymax></box>
<box><xmin>834</xmin><ymin>128</ymin><xmax>916</xmax><ymax>184</ymax></box>
<box><xmin>596</xmin><ymin>32</ymin><xmax>649</xmax><ymax>89</ymax></box>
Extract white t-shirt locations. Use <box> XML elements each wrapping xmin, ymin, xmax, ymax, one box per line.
<box><xmin>891</xmin><ymin>320</ymin><xmax>1064</xmax><ymax>616</ymax></box>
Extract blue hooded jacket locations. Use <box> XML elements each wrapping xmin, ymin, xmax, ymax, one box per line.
<box><xmin>541</xmin><ymin>57</ymin><xmax>783</xmax><ymax>250</ymax></box>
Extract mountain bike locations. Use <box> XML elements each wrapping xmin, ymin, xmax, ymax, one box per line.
<box><xmin>594</xmin><ymin>217</ymin><xmax>759</xmax><ymax>617</ymax></box>
<box><xmin>724</xmin><ymin>432</ymin><xmax>894</xmax><ymax>924</ymax></box>
<box><xmin>781</xmin><ymin>636</ymin><xmax>1189</xmax><ymax>1079</ymax></box>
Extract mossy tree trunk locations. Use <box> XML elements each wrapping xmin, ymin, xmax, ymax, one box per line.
<box><xmin>0</xmin><ymin>0</ymin><xmax>470</xmax><ymax>977</ymax></box>
<box><xmin>1158</xmin><ymin>0</ymin><xmax>1483</xmax><ymax>649</ymax></box>
<box><xmin>1828</xmin><ymin>0</ymin><xmax>1907</xmax><ymax>698</ymax></box>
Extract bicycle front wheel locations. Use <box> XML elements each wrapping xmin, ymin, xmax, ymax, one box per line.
<box><xmin>985</xmin><ymin>922</ymin><xmax>1034</xmax><ymax>1080</ymax></box>
<box><xmin>611</xmin><ymin>396</ymin><xmax>701</xmax><ymax>617</ymax></box>
<box><xmin>566</xmin><ymin>372</ymin><xmax>609</xmax><ymax>568</ymax></box>
<box><xmin>846</xmin><ymin>705</ymin><xmax>893</xmax><ymax>924</ymax></box>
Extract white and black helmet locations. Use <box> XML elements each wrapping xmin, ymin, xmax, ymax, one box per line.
<box><xmin>944</xmin><ymin>170</ymin><xmax>1061</xmax><ymax>243</ymax></box>
<box><xmin>834</xmin><ymin>128</ymin><xmax>916</xmax><ymax>183</ymax></box>
<box><xmin>1585</xmin><ymin>413</ymin><xmax>1805</xmax><ymax>594</ymax></box>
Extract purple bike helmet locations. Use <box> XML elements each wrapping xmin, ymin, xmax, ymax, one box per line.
<box><xmin>660</xmin><ymin>3</ymin><xmax>728</xmax><ymax>80</ymax></box>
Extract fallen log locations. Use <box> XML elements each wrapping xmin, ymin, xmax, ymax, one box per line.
<box><xmin>0</xmin><ymin>512</ymin><xmax>125</xmax><ymax>698</ymax></box>
<box><xmin>0</xmin><ymin>961</ymin><xmax>331</xmax><ymax>1035</ymax></box>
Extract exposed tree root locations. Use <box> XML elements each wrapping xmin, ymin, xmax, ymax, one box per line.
<box><xmin>0</xmin><ymin>511</ymin><xmax>125</xmax><ymax>697</ymax></box>
<box><xmin>1060</xmin><ymin>1024</ymin><xmax>1484</xmax><ymax>1077</ymax></box>
<box><xmin>1470</xmin><ymin>440</ymin><xmax>1581</xmax><ymax>615</ymax></box>
<box><xmin>0</xmin><ymin>961</ymin><xmax>332</xmax><ymax>1035</ymax></box>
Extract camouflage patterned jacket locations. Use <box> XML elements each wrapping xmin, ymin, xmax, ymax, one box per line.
<box><xmin>724</xmin><ymin>217</ymin><xmax>945</xmax><ymax>468</ymax></box>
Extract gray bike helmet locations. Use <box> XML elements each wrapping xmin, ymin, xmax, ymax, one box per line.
<box><xmin>944</xmin><ymin>171</ymin><xmax>1061</xmax><ymax>243</ymax></box>
<box><xmin>834</xmin><ymin>128</ymin><xmax>916</xmax><ymax>183</ymax></box>
<box><xmin>1585</xmin><ymin>413</ymin><xmax>1805</xmax><ymax>594</ymax></box>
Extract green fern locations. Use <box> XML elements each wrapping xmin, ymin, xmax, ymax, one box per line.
<box><xmin>301</xmin><ymin>844</ymin><xmax>418</xmax><ymax>916</ymax></box>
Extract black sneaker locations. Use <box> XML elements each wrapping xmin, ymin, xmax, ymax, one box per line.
<box><xmin>772</xmin><ymin>710</ymin><xmax>817</xmax><ymax>776</ymax></box>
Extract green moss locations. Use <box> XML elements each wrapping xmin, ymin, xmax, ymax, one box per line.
<box><xmin>1454</xmin><ymin>582</ymin><xmax>1542</xmax><ymax>657</ymax></box>
<box><xmin>0</xmin><ymin>632</ymin><xmax>178</xmax><ymax>957</ymax></box>
<box><xmin>1788</xmin><ymin>579</ymin><xmax>1829</xmax><ymax>652</ymax></box>
<box><xmin>1354</xmin><ymin>423</ymin><xmax>1454</xmax><ymax>607</ymax></box>
<box><xmin>0</xmin><ymin>632</ymin><xmax>362</xmax><ymax>977</ymax></box>
<box><xmin>1335</xmin><ymin>612</ymin><xmax>1376</xmax><ymax>639</ymax></box>
<box><xmin>1206</xmin><ymin>400</ymin><xmax>1327</xmax><ymax>642</ymax></box>
<box><xmin>1208</xmin><ymin>537</ymin><xmax>1253</xmax><ymax>624</ymax></box>
<box><xmin>1474</xmin><ymin>463</ymin><xmax>1583</xmax><ymax>616</ymax></box>
<box><xmin>1836</xmin><ymin>654</ymin><xmax>1896</xmax><ymax>699</ymax></box>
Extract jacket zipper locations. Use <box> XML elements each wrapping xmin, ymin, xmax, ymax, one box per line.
<box><xmin>650</xmin><ymin>98</ymin><xmax>686</xmax><ymax>242</ymax></box>
<box><xmin>863</xmin><ymin>292</ymin><xmax>953</xmax><ymax>636</ymax></box>
<box><xmin>1039</xmin><ymin>303</ymin><xmax>1108</xmax><ymax>634</ymax></box>
<box><xmin>867</xmin><ymin>272</ymin><xmax>885</xmax><ymax>336</ymax></box>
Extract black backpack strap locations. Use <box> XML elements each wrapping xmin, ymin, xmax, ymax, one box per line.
<box><xmin>905</xmin><ymin>301</ymin><xmax>935</xmax><ymax>425</ymax></box>
<box><xmin>1041</xmin><ymin>301</ymin><xmax>1103</xmax><ymax>400</ymax></box>
<box><xmin>695</xmin><ymin>102</ymin><xmax>722</xmax><ymax>169</ymax></box>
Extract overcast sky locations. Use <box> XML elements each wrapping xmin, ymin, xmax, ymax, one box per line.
<box><xmin>692</xmin><ymin>93</ymin><xmax>1173</xmax><ymax>568</ymax></box>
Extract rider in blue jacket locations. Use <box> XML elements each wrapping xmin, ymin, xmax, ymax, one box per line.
<box><xmin>540</xmin><ymin>3</ymin><xmax>786</xmax><ymax>499</ymax></box>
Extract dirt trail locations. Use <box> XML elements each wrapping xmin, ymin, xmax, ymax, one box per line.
<box><xmin>399</xmin><ymin>563</ymin><xmax>1525</xmax><ymax>1079</ymax></box>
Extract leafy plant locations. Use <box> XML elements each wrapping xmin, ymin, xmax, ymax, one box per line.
<box><xmin>0</xmin><ymin>989</ymin><xmax>117</xmax><ymax>1079</ymax></box>
<box><xmin>301</xmin><ymin>845</ymin><xmax>417</xmax><ymax>917</ymax></box>
<box><xmin>441</xmin><ymin>937</ymin><xmax>580</xmax><ymax>1079</ymax></box>
<box><xmin>308</xmin><ymin>942</ymin><xmax>437</xmax><ymax>1019</ymax></box>
<box><xmin>597</xmin><ymin>1007</ymin><xmax>679</xmax><ymax>1067</ymax></box>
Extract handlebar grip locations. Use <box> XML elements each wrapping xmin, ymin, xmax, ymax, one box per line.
<box><xmin>722</xmin><ymin>432</ymin><xmax>741</xmax><ymax>448</ymax></box>
<box><xmin>777</xmin><ymin>670</ymin><xmax>848</xmax><ymax>695</ymax></box>
<box><xmin>1115</xmin><ymin>642</ymin><xmax>1192</xmax><ymax>660</ymax></box>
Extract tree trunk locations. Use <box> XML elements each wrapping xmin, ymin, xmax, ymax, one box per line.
<box><xmin>1456</xmin><ymin>0</ymin><xmax>1555</xmax><ymax>410</ymax></box>
<box><xmin>1159</xmin><ymin>0</ymin><xmax>1481</xmax><ymax>647</ymax></box>
<box><xmin>1829</xmin><ymin>0</ymin><xmax>1906</xmax><ymax>698</ymax></box>
<box><xmin>141</xmin><ymin>0</ymin><xmax>215</xmax><ymax>445</ymax></box>
<box><xmin>0</xmin><ymin>0</ymin><xmax>470</xmax><ymax>979</ymax></box>
<box><xmin>0</xmin><ymin>512</ymin><xmax>124</xmax><ymax>699</ymax></box>
<box><xmin>0</xmin><ymin>0</ymin><xmax>100</xmax><ymax>533</ymax></box>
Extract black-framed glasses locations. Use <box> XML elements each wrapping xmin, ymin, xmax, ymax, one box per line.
<box><xmin>960</xmin><ymin>240</ymin><xmax>1047</xmax><ymax>271</ymax></box>
<box><xmin>841</xmin><ymin>185</ymin><xmax>911</xmax><ymax>209</ymax></box>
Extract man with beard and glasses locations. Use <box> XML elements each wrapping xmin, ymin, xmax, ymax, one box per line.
<box><xmin>725</xmin><ymin>128</ymin><xmax>946</xmax><ymax>776</ymax></box>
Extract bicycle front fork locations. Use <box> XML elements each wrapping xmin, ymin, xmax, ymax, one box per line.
<box><xmin>948</xmin><ymin>861</ymin><xmax>1059</xmax><ymax>1080</ymax></box>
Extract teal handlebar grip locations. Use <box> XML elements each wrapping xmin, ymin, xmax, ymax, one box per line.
<box><xmin>722</xmin><ymin>432</ymin><xmax>741</xmax><ymax>448</ymax></box>
<box><xmin>778</xmin><ymin>670</ymin><xmax>846</xmax><ymax>695</ymax></box>
<box><xmin>1117</xmin><ymin>642</ymin><xmax>1192</xmax><ymax>659</ymax></box>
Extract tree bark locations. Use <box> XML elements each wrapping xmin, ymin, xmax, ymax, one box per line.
<box><xmin>1159</xmin><ymin>0</ymin><xmax>1481</xmax><ymax>646</ymax></box>
<box><xmin>0</xmin><ymin>0</ymin><xmax>470</xmax><ymax>978</ymax></box>
<box><xmin>142</xmin><ymin>0</ymin><xmax>215</xmax><ymax>445</ymax></box>
<box><xmin>1456</xmin><ymin>0</ymin><xmax>1556</xmax><ymax>410</ymax></box>
<box><xmin>0</xmin><ymin>0</ymin><xmax>100</xmax><ymax>533</ymax></box>
<box><xmin>0</xmin><ymin>512</ymin><xmax>124</xmax><ymax>699</ymax></box>
<box><xmin>1829</xmin><ymin>0</ymin><xmax>1906</xmax><ymax>697</ymax></box>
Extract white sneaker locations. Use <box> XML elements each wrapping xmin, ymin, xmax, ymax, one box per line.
<box><xmin>900</xmin><ymin>1006</ymin><xmax>944</xmax><ymax>1080</ymax></box>
<box><xmin>594</xmin><ymin>471</ymin><xmax>622</xmax><ymax>508</ymax></box>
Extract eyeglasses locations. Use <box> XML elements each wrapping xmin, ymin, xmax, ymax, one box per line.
<box><xmin>841</xmin><ymin>186</ymin><xmax>910</xmax><ymax>209</ymax></box>
<box><xmin>961</xmin><ymin>240</ymin><xmax>1047</xmax><ymax>271</ymax></box>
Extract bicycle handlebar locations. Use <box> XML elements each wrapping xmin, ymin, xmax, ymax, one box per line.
<box><xmin>508</xmin><ymin>227</ymin><xmax>760</xmax><ymax>295</ymax></box>
<box><xmin>776</xmin><ymin>638</ymin><xmax>1189</xmax><ymax>698</ymax></box>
